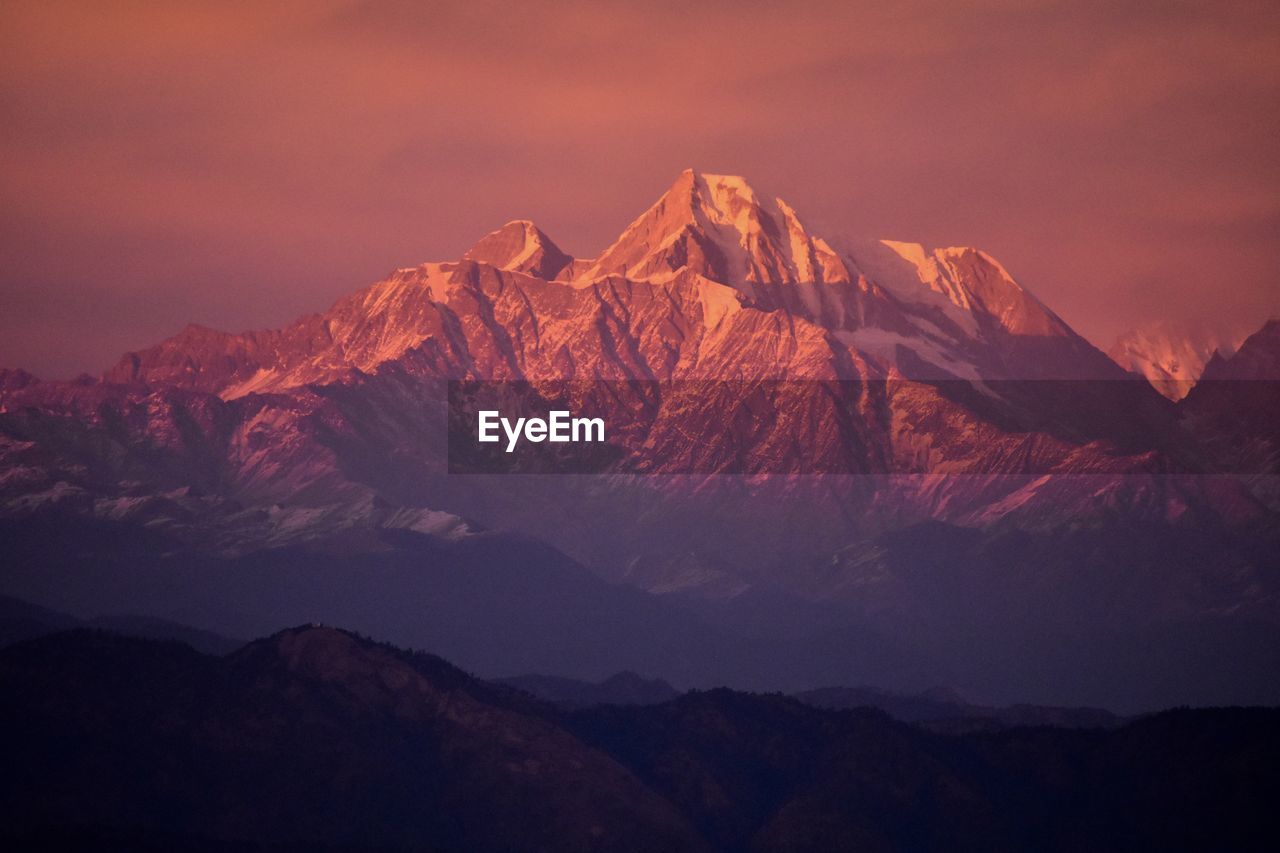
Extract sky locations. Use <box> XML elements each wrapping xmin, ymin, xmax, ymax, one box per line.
<box><xmin>2</xmin><ymin>0</ymin><xmax>1278</xmax><ymax>378</ymax></box>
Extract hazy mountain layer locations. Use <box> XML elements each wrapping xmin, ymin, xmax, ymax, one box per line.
<box><xmin>2</xmin><ymin>627</ymin><xmax>1275</xmax><ymax>852</ymax></box>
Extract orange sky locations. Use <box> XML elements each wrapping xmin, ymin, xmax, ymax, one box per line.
<box><xmin>2</xmin><ymin>0</ymin><xmax>1278</xmax><ymax>377</ymax></box>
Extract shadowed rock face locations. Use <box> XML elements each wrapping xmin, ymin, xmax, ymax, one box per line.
<box><xmin>1</xmin><ymin>628</ymin><xmax>1276</xmax><ymax>852</ymax></box>
<box><xmin>1178</xmin><ymin>319</ymin><xmax>1280</xmax><ymax>510</ymax></box>
<box><xmin>1193</xmin><ymin>318</ymin><xmax>1280</xmax><ymax>384</ymax></box>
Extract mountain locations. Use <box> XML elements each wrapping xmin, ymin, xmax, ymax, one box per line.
<box><xmin>1109</xmin><ymin>320</ymin><xmax>1251</xmax><ymax>400</ymax></box>
<box><xmin>1</xmin><ymin>170</ymin><xmax>1278</xmax><ymax>709</ymax></box>
<box><xmin>0</xmin><ymin>592</ymin><xmax>1165</xmax><ymax>733</ymax></box>
<box><xmin>2</xmin><ymin>171</ymin><xmax>1208</xmax><ymax>505</ymax></box>
<box><xmin>499</xmin><ymin>667</ymin><xmax>1124</xmax><ymax>728</ymax></box>
<box><xmin>1194</xmin><ymin>318</ymin><xmax>1280</xmax><ymax>384</ymax></box>
<box><xmin>499</xmin><ymin>671</ymin><xmax>681</xmax><ymax>710</ymax></box>
<box><xmin>0</xmin><ymin>594</ymin><xmax>77</xmax><ymax>647</ymax></box>
<box><xmin>1179</xmin><ymin>318</ymin><xmax>1280</xmax><ymax>510</ymax></box>
<box><xmin>0</xmin><ymin>627</ymin><xmax>702</xmax><ymax>852</ymax></box>
<box><xmin>2</xmin><ymin>627</ymin><xmax>1276</xmax><ymax>852</ymax></box>
<box><xmin>0</xmin><ymin>594</ymin><xmax>241</xmax><ymax>654</ymax></box>
<box><xmin>97</xmin><ymin>170</ymin><xmax>1127</xmax><ymax>396</ymax></box>
<box><xmin>463</xmin><ymin>219</ymin><xmax>574</xmax><ymax>280</ymax></box>
<box><xmin>0</xmin><ymin>515</ymin><xmax>949</xmax><ymax>699</ymax></box>
<box><xmin>794</xmin><ymin>684</ymin><xmax>1123</xmax><ymax>731</ymax></box>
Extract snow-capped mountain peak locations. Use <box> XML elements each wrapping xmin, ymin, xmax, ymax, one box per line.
<box><xmin>463</xmin><ymin>219</ymin><xmax>573</xmax><ymax>280</ymax></box>
<box><xmin>842</xmin><ymin>239</ymin><xmax>1073</xmax><ymax>341</ymax></box>
<box><xmin>574</xmin><ymin>169</ymin><xmax>853</xmax><ymax>290</ymax></box>
<box><xmin>1108</xmin><ymin>320</ymin><xmax>1253</xmax><ymax>400</ymax></box>
<box><xmin>570</xmin><ymin>171</ymin><xmax>1077</xmax><ymax>363</ymax></box>
<box><xmin>98</xmin><ymin>170</ymin><xmax>1131</xmax><ymax>398</ymax></box>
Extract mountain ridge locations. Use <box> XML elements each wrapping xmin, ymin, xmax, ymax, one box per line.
<box><xmin>2</xmin><ymin>172</ymin><xmax>1278</xmax><ymax>710</ymax></box>
<box><xmin>2</xmin><ymin>626</ymin><xmax>1276</xmax><ymax>851</ymax></box>
<box><xmin>90</xmin><ymin>170</ymin><xmax>1130</xmax><ymax>399</ymax></box>
<box><xmin>1109</xmin><ymin>319</ymin><xmax>1254</xmax><ymax>400</ymax></box>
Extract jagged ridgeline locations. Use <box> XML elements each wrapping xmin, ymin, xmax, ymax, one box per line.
<box><xmin>1</xmin><ymin>172</ymin><xmax>1277</xmax><ymax>710</ymax></box>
